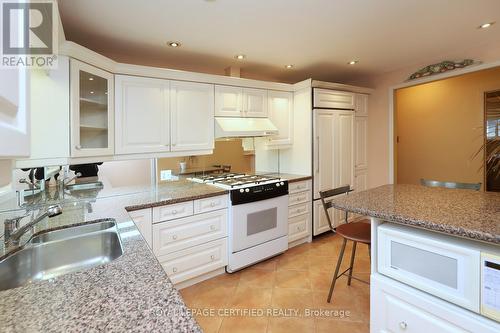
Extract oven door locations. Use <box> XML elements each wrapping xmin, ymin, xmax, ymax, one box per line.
<box><xmin>231</xmin><ymin>195</ymin><xmax>288</xmax><ymax>253</ymax></box>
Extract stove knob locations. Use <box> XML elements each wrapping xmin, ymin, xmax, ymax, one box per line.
<box><xmin>240</xmin><ymin>189</ymin><xmax>244</xmax><ymax>193</ymax></box>
<box><xmin>245</xmin><ymin>188</ymin><xmax>250</xmax><ymax>193</ymax></box>
<box><xmin>276</xmin><ymin>183</ymin><xmax>280</xmax><ymax>187</ymax></box>
<box><xmin>280</xmin><ymin>181</ymin><xmax>284</xmax><ymax>185</ymax></box>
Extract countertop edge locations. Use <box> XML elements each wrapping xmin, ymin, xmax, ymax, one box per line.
<box><xmin>125</xmin><ymin>190</ymin><xmax>229</xmax><ymax>212</ymax></box>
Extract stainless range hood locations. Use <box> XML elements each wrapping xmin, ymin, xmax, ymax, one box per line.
<box><xmin>215</xmin><ymin>117</ymin><xmax>279</xmax><ymax>138</ymax></box>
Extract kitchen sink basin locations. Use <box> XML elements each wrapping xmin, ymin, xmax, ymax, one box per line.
<box><xmin>0</xmin><ymin>225</ymin><xmax>123</xmax><ymax>291</ymax></box>
<box><xmin>30</xmin><ymin>220</ymin><xmax>116</xmax><ymax>244</ymax></box>
<box><xmin>65</xmin><ymin>181</ymin><xmax>104</xmax><ymax>191</ymax></box>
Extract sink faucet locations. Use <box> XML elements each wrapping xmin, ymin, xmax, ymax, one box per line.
<box><xmin>4</xmin><ymin>205</ymin><xmax>63</xmax><ymax>246</ymax></box>
<box><xmin>62</xmin><ymin>172</ymin><xmax>82</xmax><ymax>187</ymax></box>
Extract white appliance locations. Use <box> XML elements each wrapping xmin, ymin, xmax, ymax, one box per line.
<box><xmin>189</xmin><ymin>173</ymin><xmax>289</xmax><ymax>272</ymax></box>
<box><xmin>312</xmin><ymin>107</ymin><xmax>354</xmax><ymax>235</ymax></box>
<box><xmin>214</xmin><ymin>117</ymin><xmax>278</xmax><ymax>138</ymax></box>
<box><xmin>378</xmin><ymin>223</ymin><xmax>500</xmax><ymax>322</ymax></box>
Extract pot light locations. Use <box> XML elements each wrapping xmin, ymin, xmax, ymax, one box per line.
<box><xmin>90</xmin><ymin>91</ymin><xmax>94</xmax><ymax>94</ymax></box>
<box><xmin>478</xmin><ymin>22</ymin><xmax>495</xmax><ymax>29</ymax></box>
<box><xmin>285</xmin><ymin>64</ymin><xmax>294</xmax><ymax>69</ymax></box>
<box><xmin>235</xmin><ymin>54</ymin><xmax>246</xmax><ymax>60</ymax></box>
<box><xmin>167</xmin><ymin>41</ymin><xmax>181</xmax><ymax>48</ymax></box>
<box><xmin>88</xmin><ymin>77</ymin><xmax>94</xmax><ymax>81</ymax></box>
<box><xmin>348</xmin><ymin>60</ymin><xmax>359</xmax><ymax>65</ymax></box>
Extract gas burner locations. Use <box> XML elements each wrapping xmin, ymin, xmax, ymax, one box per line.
<box><xmin>189</xmin><ymin>173</ymin><xmax>283</xmax><ymax>189</ymax></box>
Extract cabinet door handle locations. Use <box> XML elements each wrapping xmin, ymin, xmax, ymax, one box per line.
<box><xmin>75</xmin><ymin>145</ymin><xmax>82</xmax><ymax>150</ymax></box>
<box><xmin>210</xmin><ymin>202</ymin><xmax>216</xmax><ymax>207</ymax></box>
<box><xmin>171</xmin><ymin>210</ymin><xmax>177</xmax><ymax>215</ymax></box>
<box><xmin>210</xmin><ymin>255</ymin><xmax>215</xmax><ymax>260</ymax></box>
<box><xmin>315</xmin><ymin>136</ymin><xmax>320</xmax><ymax>173</ymax></box>
<box><xmin>172</xmin><ymin>267</ymin><xmax>177</xmax><ymax>273</ymax></box>
<box><xmin>172</xmin><ymin>235</ymin><xmax>177</xmax><ymax>240</ymax></box>
<box><xmin>399</xmin><ymin>321</ymin><xmax>407</xmax><ymax>330</ymax></box>
<box><xmin>210</xmin><ymin>225</ymin><xmax>216</xmax><ymax>231</ymax></box>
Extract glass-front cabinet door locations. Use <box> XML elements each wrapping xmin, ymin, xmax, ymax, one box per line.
<box><xmin>70</xmin><ymin>59</ymin><xmax>114</xmax><ymax>157</ymax></box>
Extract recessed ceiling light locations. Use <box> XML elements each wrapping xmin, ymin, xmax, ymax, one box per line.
<box><xmin>478</xmin><ymin>22</ymin><xmax>495</xmax><ymax>29</ymax></box>
<box><xmin>88</xmin><ymin>77</ymin><xmax>94</xmax><ymax>81</ymax></box>
<box><xmin>348</xmin><ymin>60</ymin><xmax>359</xmax><ymax>65</ymax></box>
<box><xmin>167</xmin><ymin>41</ymin><xmax>181</xmax><ymax>48</ymax></box>
<box><xmin>285</xmin><ymin>64</ymin><xmax>294</xmax><ymax>69</ymax></box>
<box><xmin>90</xmin><ymin>91</ymin><xmax>94</xmax><ymax>94</ymax></box>
<box><xmin>235</xmin><ymin>54</ymin><xmax>246</xmax><ymax>60</ymax></box>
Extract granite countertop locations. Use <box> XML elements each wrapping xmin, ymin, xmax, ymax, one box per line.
<box><xmin>330</xmin><ymin>184</ymin><xmax>500</xmax><ymax>244</ymax></box>
<box><xmin>0</xmin><ymin>180</ymin><xmax>225</xmax><ymax>332</ymax></box>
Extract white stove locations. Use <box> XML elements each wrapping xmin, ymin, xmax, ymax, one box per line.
<box><xmin>189</xmin><ymin>173</ymin><xmax>289</xmax><ymax>272</ymax></box>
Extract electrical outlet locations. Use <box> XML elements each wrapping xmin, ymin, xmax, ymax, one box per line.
<box><xmin>160</xmin><ymin>169</ymin><xmax>172</xmax><ymax>181</ymax></box>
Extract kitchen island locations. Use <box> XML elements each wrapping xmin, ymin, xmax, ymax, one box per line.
<box><xmin>0</xmin><ymin>180</ymin><xmax>227</xmax><ymax>332</ymax></box>
<box><xmin>331</xmin><ymin>184</ymin><xmax>500</xmax><ymax>333</ymax></box>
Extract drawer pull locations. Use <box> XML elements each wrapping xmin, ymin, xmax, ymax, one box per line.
<box><xmin>210</xmin><ymin>225</ymin><xmax>216</xmax><ymax>231</ymax></box>
<box><xmin>399</xmin><ymin>321</ymin><xmax>407</xmax><ymax>330</ymax></box>
<box><xmin>210</xmin><ymin>202</ymin><xmax>216</xmax><ymax>207</ymax></box>
<box><xmin>172</xmin><ymin>267</ymin><xmax>178</xmax><ymax>273</ymax></box>
<box><xmin>295</xmin><ymin>209</ymin><xmax>304</xmax><ymax>214</ymax></box>
<box><xmin>210</xmin><ymin>255</ymin><xmax>215</xmax><ymax>260</ymax></box>
<box><xmin>172</xmin><ymin>210</ymin><xmax>177</xmax><ymax>215</ymax></box>
<box><xmin>172</xmin><ymin>235</ymin><xmax>178</xmax><ymax>240</ymax></box>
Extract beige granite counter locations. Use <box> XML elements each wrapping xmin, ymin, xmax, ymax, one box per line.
<box><xmin>330</xmin><ymin>184</ymin><xmax>500</xmax><ymax>244</ymax></box>
<box><xmin>257</xmin><ymin>172</ymin><xmax>312</xmax><ymax>183</ymax></box>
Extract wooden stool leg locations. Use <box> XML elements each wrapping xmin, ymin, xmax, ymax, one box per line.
<box><xmin>327</xmin><ymin>238</ymin><xmax>347</xmax><ymax>303</ymax></box>
<box><xmin>347</xmin><ymin>241</ymin><xmax>357</xmax><ymax>286</ymax></box>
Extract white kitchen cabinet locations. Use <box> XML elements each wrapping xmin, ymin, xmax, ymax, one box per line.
<box><xmin>372</xmin><ymin>274</ymin><xmax>500</xmax><ymax>333</ymax></box>
<box><xmin>355</xmin><ymin>93</ymin><xmax>368</xmax><ymax>116</ymax></box>
<box><xmin>70</xmin><ymin>59</ymin><xmax>114</xmax><ymax>157</ymax></box>
<box><xmin>313</xmin><ymin>198</ymin><xmax>340</xmax><ymax>235</ymax></box>
<box><xmin>354</xmin><ymin>170</ymin><xmax>368</xmax><ymax>192</ymax></box>
<box><xmin>214</xmin><ymin>85</ymin><xmax>242</xmax><ymax>117</ymax></box>
<box><xmin>266</xmin><ymin>90</ymin><xmax>293</xmax><ymax>148</ymax></box>
<box><xmin>128</xmin><ymin>208</ymin><xmax>153</xmax><ymax>248</ymax></box>
<box><xmin>170</xmin><ymin>81</ymin><xmax>214</xmax><ymax>152</ymax></box>
<box><xmin>115</xmin><ymin>75</ymin><xmax>170</xmax><ymax>154</ymax></box>
<box><xmin>288</xmin><ymin>180</ymin><xmax>312</xmax><ymax>245</ymax></box>
<box><xmin>313</xmin><ymin>89</ymin><xmax>355</xmax><ymax>109</ymax></box>
<box><xmin>214</xmin><ymin>85</ymin><xmax>267</xmax><ymax>118</ymax></box>
<box><xmin>0</xmin><ymin>67</ymin><xmax>29</xmax><ymax>158</ymax></box>
<box><xmin>313</xmin><ymin>109</ymin><xmax>354</xmax><ymax>200</ymax></box>
<box><xmin>243</xmin><ymin>88</ymin><xmax>267</xmax><ymax>117</ymax></box>
<box><xmin>355</xmin><ymin>116</ymin><xmax>368</xmax><ymax>170</ymax></box>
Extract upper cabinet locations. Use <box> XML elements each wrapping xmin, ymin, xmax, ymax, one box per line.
<box><xmin>115</xmin><ymin>75</ymin><xmax>170</xmax><ymax>154</ymax></box>
<box><xmin>215</xmin><ymin>85</ymin><xmax>267</xmax><ymax>118</ymax></box>
<box><xmin>313</xmin><ymin>89</ymin><xmax>355</xmax><ymax>109</ymax></box>
<box><xmin>0</xmin><ymin>67</ymin><xmax>29</xmax><ymax>158</ymax></box>
<box><xmin>115</xmin><ymin>75</ymin><xmax>215</xmax><ymax>155</ymax></box>
<box><xmin>170</xmin><ymin>81</ymin><xmax>214</xmax><ymax>151</ymax></box>
<box><xmin>243</xmin><ymin>88</ymin><xmax>268</xmax><ymax>117</ymax></box>
<box><xmin>70</xmin><ymin>59</ymin><xmax>114</xmax><ymax>157</ymax></box>
<box><xmin>266</xmin><ymin>91</ymin><xmax>293</xmax><ymax>148</ymax></box>
<box><xmin>355</xmin><ymin>93</ymin><xmax>368</xmax><ymax>116</ymax></box>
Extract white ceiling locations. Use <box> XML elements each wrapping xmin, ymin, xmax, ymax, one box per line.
<box><xmin>58</xmin><ymin>0</ymin><xmax>500</xmax><ymax>84</ymax></box>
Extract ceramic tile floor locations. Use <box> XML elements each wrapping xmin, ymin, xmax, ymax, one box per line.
<box><xmin>180</xmin><ymin>233</ymin><xmax>371</xmax><ymax>333</ymax></box>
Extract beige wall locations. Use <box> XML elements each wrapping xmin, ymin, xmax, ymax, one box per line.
<box><xmin>348</xmin><ymin>43</ymin><xmax>500</xmax><ymax>189</ymax></box>
<box><xmin>395</xmin><ymin>67</ymin><xmax>500</xmax><ymax>186</ymax></box>
<box><xmin>157</xmin><ymin>139</ymin><xmax>254</xmax><ymax>180</ymax></box>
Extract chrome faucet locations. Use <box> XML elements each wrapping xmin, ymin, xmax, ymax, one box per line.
<box><xmin>61</xmin><ymin>172</ymin><xmax>82</xmax><ymax>188</ymax></box>
<box><xmin>4</xmin><ymin>205</ymin><xmax>63</xmax><ymax>246</ymax></box>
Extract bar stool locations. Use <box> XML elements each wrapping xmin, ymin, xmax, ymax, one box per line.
<box><xmin>319</xmin><ymin>185</ymin><xmax>371</xmax><ymax>303</ymax></box>
<box><xmin>420</xmin><ymin>178</ymin><xmax>481</xmax><ymax>191</ymax></box>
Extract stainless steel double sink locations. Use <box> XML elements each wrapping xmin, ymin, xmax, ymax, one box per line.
<box><xmin>0</xmin><ymin>219</ymin><xmax>123</xmax><ymax>291</ymax></box>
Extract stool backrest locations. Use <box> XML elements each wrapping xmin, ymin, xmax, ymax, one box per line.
<box><xmin>420</xmin><ymin>179</ymin><xmax>481</xmax><ymax>191</ymax></box>
<box><xmin>319</xmin><ymin>185</ymin><xmax>352</xmax><ymax>231</ymax></box>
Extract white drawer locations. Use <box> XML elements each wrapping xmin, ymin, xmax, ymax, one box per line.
<box><xmin>313</xmin><ymin>89</ymin><xmax>355</xmax><ymax>109</ymax></box>
<box><xmin>288</xmin><ymin>202</ymin><xmax>309</xmax><ymax>218</ymax></box>
<box><xmin>288</xmin><ymin>180</ymin><xmax>311</xmax><ymax>194</ymax></box>
<box><xmin>372</xmin><ymin>274</ymin><xmax>500</xmax><ymax>333</ymax></box>
<box><xmin>153</xmin><ymin>209</ymin><xmax>228</xmax><ymax>256</ymax></box>
<box><xmin>193</xmin><ymin>195</ymin><xmax>228</xmax><ymax>214</ymax></box>
<box><xmin>158</xmin><ymin>238</ymin><xmax>228</xmax><ymax>285</ymax></box>
<box><xmin>288</xmin><ymin>190</ymin><xmax>310</xmax><ymax>206</ymax></box>
<box><xmin>288</xmin><ymin>213</ymin><xmax>310</xmax><ymax>242</ymax></box>
<box><xmin>153</xmin><ymin>201</ymin><xmax>193</xmax><ymax>223</ymax></box>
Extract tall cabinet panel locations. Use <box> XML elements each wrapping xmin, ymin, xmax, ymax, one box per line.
<box><xmin>354</xmin><ymin>93</ymin><xmax>369</xmax><ymax>192</ymax></box>
<box><xmin>170</xmin><ymin>81</ymin><xmax>214</xmax><ymax>151</ymax></box>
<box><xmin>70</xmin><ymin>60</ymin><xmax>114</xmax><ymax>157</ymax></box>
<box><xmin>115</xmin><ymin>75</ymin><xmax>170</xmax><ymax>154</ymax></box>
